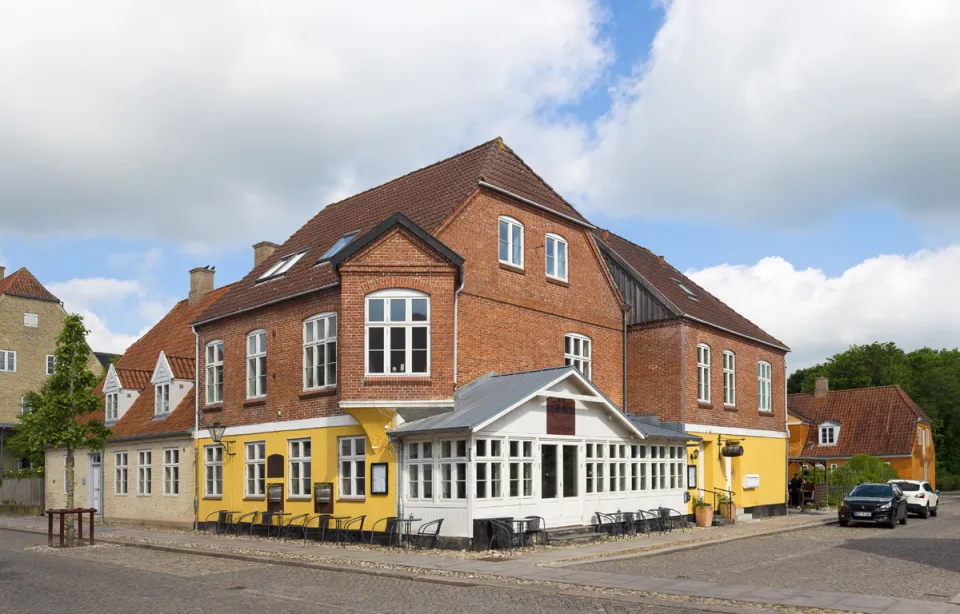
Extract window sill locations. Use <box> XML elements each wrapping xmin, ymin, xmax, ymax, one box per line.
<box><xmin>697</xmin><ymin>401</ymin><xmax>713</xmax><ymax>409</ymax></box>
<box><xmin>287</xmin><ymin>496</ymin><xmax>311</xmax><ymax>502</ymax></box>
<box><xmin>723</xmin><ymin>404</ymin><xmax>737</xmax><ymax>412</ymax></box>
<box><xmin>202</xmin><ymin>403</ymin><xmax>223</xmax><ymax>413</ymax></box>
<box><xmin>300</xmin><ymin>387</ymin><xmax>337</xmax><ymax>400</ymax></box>
<box><xmin>338</xmin><ymin>497</ymin><xmax>366</xmax><ymax>503</ymax></box>
<box><xmin>498</xmin><ymin>262</ymin><xmax>525</xmax><ymax>275</ymax></box>
<box><xmin>243</xmin><ymin>398</ymin><xmax>267</xmax><ymax>408</ymax></box>
<box><xmin>758</xmin><ymin>409</ymin><xmax>774</xmax><ymax>416</ymax></box>
<box><xmin>546</xmin><ymin>276</ymin><xmax>569</xmax><ymax>288</ymax></box>
<box><xmin>203</xmin><ymin>496</ymin><xmax>223</xmax><ymax>500</ymax></box>
<box><xmin>363</xmin><ymin>376</ymin><xmax>432</xmax><ymax>387</ymax></box>
<box><xmin>243</xmin><ymin>496</ymin><xmax>265</xmax><ymax>501</ymax></box>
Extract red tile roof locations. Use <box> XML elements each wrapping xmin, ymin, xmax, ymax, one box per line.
<box><xmin>788</xmin><ymin>386</ymin><xmax>930</xmax><ymax>459</ymax></box>
<box><xmin>110</xmin><ymin>387</ymin><xmax>195</xmax><ymax>439</ymax></box>
<box><xmin>195</xmin><ymin>138</ymin><xmax>589</xmax><ymax>324</ymax></box>
<box><xmin>0</xmin><ymin>268</ymin><xmax>60</xmax><ymax>302</ymax></box>
<box><xmin>166</xmin><ymin>356</ymin><xmax>195</xmax><ymax>380</ymax></box>
<box><xmin>596</xmin><ymin>230</ymin><xmax>788</xmax><ymax>351</ymax></box>
<box><xmin>116</xmin><ymin>368</ymin><xmax>153</xmax><ymax>390</ymax></box>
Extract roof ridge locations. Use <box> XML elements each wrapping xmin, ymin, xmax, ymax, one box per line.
<box><xmin>490</xmin><ymin>365</ymin><xmax>572</xmax><ymax>378</ymax></box>
<box><xmin>789</xmin><ymin>384</ymin><xmax>901</xmax><ymax>397</ymax></box>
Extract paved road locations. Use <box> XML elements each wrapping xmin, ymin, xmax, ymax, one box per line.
<box><xmin>0</xmin><ymin>531</ymin><xmax>705</xmax><ymax>614</ymax></box>
<box><xmin>577</xmin><ymin>494</ymin><xmax>960</xmax><ymax>602</ymax></box>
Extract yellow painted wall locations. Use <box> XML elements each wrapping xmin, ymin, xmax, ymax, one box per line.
<box><xmin>691</xmin><ymin>433</ymin><xmax>786</xmax><ymax>513</ymax></box>
<box><xmin>196</xmin><ymin>419</ymin><xmax>397</xmax><ymax>527</ymax></box>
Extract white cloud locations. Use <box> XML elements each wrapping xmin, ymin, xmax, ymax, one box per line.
<box><xmin>576</xmin><ymin>1</ymin><xmax>960</xmax><ymax>228</ymax></box>
<box><xmin>0</xmin><ymin>0</ymin><xmax>609</xmax><ymax>247</ymax></box>
<box><xmin>47</xmin><ymin>277</ymin><xmax>153</xmax><ymax>353</ymax></box>
<box><xmin>686</xmin><ymin>246</ymin><xmax>960</xmax><ymax>371</ymax></box>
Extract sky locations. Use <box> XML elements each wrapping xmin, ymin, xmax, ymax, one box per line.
<box><xmin>2</xmin><ymin>0</ymin><xmax>960</xmax><ymax>372</ymax></box>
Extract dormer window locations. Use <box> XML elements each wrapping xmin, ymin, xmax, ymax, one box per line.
<box><xmin>319</xmin><ymin>232</ymin><xmax>360</xmax><ymax>261</ymax></box>
<box><xmin>819</xmin><ymin>422</ymin><xmax>840</xmax><ymax>446</ymax></box>
<box><xmin>498</xmin><ymin>216</ymin><xmax>523</xmax><ymax>268</ymax></box>
<box><xmin>155</xmin><ymin>383</ymin><xmax>170</xmax><ymax>415</ymax></box>
<box><xmin>105</xmin><ymin>392</ymin><xmax>119</xmax><ymax>422</ymax></box>
<box><xmin>258</xmin><ymin>251</ymin><xmax>306</xmax><ymax>280</ymax></box>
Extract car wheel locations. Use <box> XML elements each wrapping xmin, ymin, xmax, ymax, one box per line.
<box><xmin>887</xmin><ymin>513</ymin><xmax>897</xmax><ymax>528</ymax></box>
<box><xmin>931</xmin><ymin>504</ymin><xmax>938</xmax><ymax>517</ymax></box>
<box><xmin>900</xmin><ymin>509</ymin><xmax>908</xmax><ymax>525</ymax></box>
<box><xmin>920</xmin><ymin>504</ymin><xmax>929</xmax><ymax>519</ymax></box>
<box><xmin>839</xmin><ymin>519</ymin><xmax>849</xmax><ymax>527</ymax></box>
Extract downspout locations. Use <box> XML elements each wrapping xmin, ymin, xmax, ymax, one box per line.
<box><xmin>453</xmin><ymin>275</ymin><xmax>465</xmax><ymax>385</ymax></box>
<box><xmin>192</xmin><ymin>325</ymin><xmax>200</xmax><ymax>531</ymax></box>
<box><xmin>784</xmin><ymin>356</ymin><xmax>789</xmax><ymax>515</ymax></box>
<box><xmin>680</xmin><ymin>320</ymin><xmax>686</xmax><ymax>427</ymax></box>
<box><xmin>622</xmin><ymin>305</ymin><xmax>630</xmax><ymax>413</ymax></box>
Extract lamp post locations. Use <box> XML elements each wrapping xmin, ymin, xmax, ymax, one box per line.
<box><xmin>208</xmin><ymin>422</ymin><xmax>234</xmax><ymax>456</ymax></box>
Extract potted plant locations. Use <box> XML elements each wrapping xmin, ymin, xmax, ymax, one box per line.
<box><xmin>718</xmin><ymin>493</ymin><xmax>736</xmax><ymax>521</ymax></box>
<box><xmin>693</xmin><ymin>496</ymin><xmax>714</xmax><ymax>527</ymax></box>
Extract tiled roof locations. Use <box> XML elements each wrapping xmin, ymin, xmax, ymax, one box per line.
<box><xmin>596</xmin><ymin>230</ymin><xmax>789</xmax><ymax>351</ymax></box>
<box><xmin>195</xmin><ymin>138</ymin><xmax>589</xmax><ymax>324</ymax></box>
<box><xmin>166</xmin><ymin>356</ymin><xmax>195</xmax><ymax>380</ymax></box>
<box><xmin>0</xmin><ymin>268</ymin><xmax>59</xmax><ymax>302</ymax></box>
<box><xmin>110</xmin><ymin>387</ymin><xmax>195</xmax><ymax>439</ymax></box>
<box><xmin>116</xmin><ymin>368</ymin><xmax>152</xmax><ymax>391</ymax></box>
<box><xmin>788</xmin><ymin>386</ymin><xmax>930</xmax><ymax>459</ymax></box>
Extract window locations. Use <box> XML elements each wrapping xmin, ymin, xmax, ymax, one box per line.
<box><xmin>632</xmin><ymin>445</ymin><xmax>648</xmax><ymax>491</ymax></box>
<box><xmin>758</xmin><ymin>361</ymin><xmax>772</xmax><ymax>412</ymax></box>
<box><xmin>723</xmin><ymin>351</ymin><xmax>736</xmax><ymax>406</ymax></box>
<box><xmin>246</xmin><ymin>330</ymin><xmax>267</xmax><ymax>398</ymax></box>
<box><xmin>105</xmin><ymin>392</ymin><xmax>119</xmax><ymax>422</ymax></box>
<box><xmin>508</xmin><ymin>440</ymin><xmax>534</xmax><ymax>497</ymax></box>
<box><xmin>155</xmin><ymin>383</ymin><xmax>170</xmax><ymax>415</ymax></box>
<box><xmin>259</xmin><ymin>251</ymin><xmax>306</xmax><ymax>280</ymax></box>
<box><xmin>697</xmin><ymin>344</ymin><xmax>711</xmax><ymax>403</ymax></box>
<box><xmin>564</xmin><ymin>334</ymin><xmax>592</xmax><ymax>379</ymax></box>
<box><xmin>24</xmin><ymin>313</ymin><xmax>38</xmax><ymax>327</ymax></box>
<box><xmin>163</xmin><ymin>449</ymin><xmax>179</xmax><ymax>495</ymax></box>
<box><xmin>830</xmin><ymin>463</ymin><xmax>838</xmax><ymax>471</ymax></box>
<box><xmin>475</xmin><ymin>438</ymin><xmax>503</xmax><ymax>499</ymax></box>
<box><xmin>245</xmin><ymin>442</ymin><xmax>266</xmax><ymax>497</ymax></box>
<box><xmin>0</xmin><ymin>350</ymin><xmax>15</xmax><ymax>372</ymax></box>
<box><xmin>819</xmin><ymin>424</ymin><xmax>838</xmax><ymax>446</ymax></box>
<box><xmin>365</xmin><ymin>290</ymin><xmax>429</xmax><ymax>376</ymax></box>
<box><xmin>498</xmin><ymin>216</ymin><xmax>523</xmax><ymax>268</ymax></box>
<box><xmin>138</xmin><ymin>451</ymin><xmax>152</xmax><ymax>496</ymax></box>
<box><xmin>319</xmin><ymin>231</ymin><xmax>360</xmax><ymax>260</ymax></box>
<box><xmin>45</xmin><ymin>355</ymin><xmax>55</xmax><ymax>376</ymax></box>
<box><xmin>205</xmin><ymin>341</ymin><xmax>224</xmax><ymax>404</ymax></box>
<box><xmin>339</xmin><ymin>436</ymin><xmax>366</xmax><ymax>499</ymax></box>
<box><xmin>304</xmin><ymin>314</ymin><xmax>337</xmax><ymax>389</ymax></box>
<box><xmin>673</xmin><ymin>279</ymin><xmax>697</xmax><ymax>299</ymax></box>
<box><xmin>204</xmin><ymin>445</ymin><xmax>223</xmax><ymax>497</ymax></box>
<box><xmin>115</xmin><ymin>452</ymin><xmax>128</xmax><ymax>495</ymax></box>
<box><xmin>439</xmin><ymin>439</ymin><xmax>467</xmax><ymax>500</ymax></box>
<box><xmin>407</xmin><ymin>441</ymin><xmax>434</xmax><ymax>500</ymax></box>
<box><xmin>545</xmin><ymin>234</ymin><xmax>568</xmax><ymax>281</ymax></box>
<box><xmin>289</xmin><ymin>439</ymin><xmax>312</xmax><ymax>498</ymax></box>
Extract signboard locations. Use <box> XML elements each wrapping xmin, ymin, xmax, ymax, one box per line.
<box><xmin>371</xmin><ymin>463</ymin><xmax>388</xmax><ymax>495</ymax></box>
<box><xmin>314</xmin><ymin>482</ymin><xmax>333</xmax><ymax>514</ymax></box>
<box><xmin>267</xmin><ymin>483</ymin><xmax>283</xmax><ymax>502</ymax></box>
<box><xmin>546</xmin><ymin>397</ymin><xmax>576</xmax><ymax>436</ymax></box>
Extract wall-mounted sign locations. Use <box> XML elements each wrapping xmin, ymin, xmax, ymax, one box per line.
<box><xmin>687</xmin><ymin>465</ymin><xmax>698</xmax><ymax>490</ymax></box>
<box><xmin>371</xmin><ymin>463</ymin><xmax>388</xmax><ymax>495</ymax></box>
<box><xmin>314</xmin><ymin>482</ymin><xmax>333</xmax><ymax>514</ymax></box>
<box><xmin>546</xmin><ymin>397</ymin><xmax>575</xmax><ymax>436</ymax></box>
<box><xmin>267</xmin><ymin>483</ymin><xmax>283</xmax><ymax>502</ymax></box>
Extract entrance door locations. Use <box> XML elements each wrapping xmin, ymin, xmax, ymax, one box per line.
<box><xmin>88</xmin><ymin>453</ymin><xmax>102</xmax><ymax>517</ymax></box>
<box><xmin>540</xmin><ymin>443</ymin><xmax>582</xmax><ymax>526</ymax></box>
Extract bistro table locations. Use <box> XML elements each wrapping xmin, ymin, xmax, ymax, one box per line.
<box><xmin>268</xmin><ymin>512</ymin><xmax>290</xmax><ymax>539</ymax></box>
<box><xmin>327</xmin><ymin>516</ymin><xmax>350</xmax><ymax>547</ymax></box>
<box><xmin>511</xmin><ymin>518</ymin><xmax>532</xmax><ymax>546</ymax></box>
<box><xmin>394</xmin><ymin>517</ymin><xmax>422</xmax><ymax>551</ymax></box>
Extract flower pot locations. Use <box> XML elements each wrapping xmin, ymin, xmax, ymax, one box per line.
<box><xmin>695</xmin><ymin>506</ymin><xmax>714</xmax><ymax>528</ymax></box>
<box><xmin>719</xmin><ymin>502</ymin><xmax>737</xmax><ymax>521</ymax></box>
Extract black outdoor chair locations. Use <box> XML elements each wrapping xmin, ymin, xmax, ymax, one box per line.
<box><xmin>341</xmin><ymin>515</ymin><xmax>367</xmax><ymax>543</ymax></box>
<box><xmin>253</xmin><ymin>511</ymin><xmax>283</xmax><ymax>538</ymax></box>
<box><xmin>651</xmin><ymin>507</ymin><xmax>688</xmax><ymax>533</ymax></box>
<box><xmin>283</xmin><ymin>513</ymin><xmax>311</xmax><ymax>542</ymax></box>
<box><xmin>523</xmin><ymin>516</ymin><xmax>548</xmax><ymax>546</ymax></box>
<box><xmin>232</xmin><ymin>511</ymin><xmax>259</xmax><ymax>536</ymax></box>
<box><xmin>370</xmin><ymin>516</ymin><xmax>400</xmax><ymax>546</ymax></box>
<box><xmin>412</xmin><ymin>518</ymin><xmax>444</xmax><ymax>551</ymax></box>
<box><xmin>634</xmin><ymin>509</ymin><xmax>658</xmax><ymax>535</ymax></box>
<box><xmin>305</xmin><ymin>514</ymin><xmax>333</xmax><ymax>544</ymax></box>
<box><xmin>203</xmin><ymin>510</ymin><xmax>238</xmax><ymax>535</ymax></box>
<box><xmin>595</xmin><ymin>512</ymin><xmax>625</xmax><ymax>540</ymax></box>
<box><xmin>488</xmin><ymin>519</ymin><xmax>522</xmax><ymax>551</ymax></box>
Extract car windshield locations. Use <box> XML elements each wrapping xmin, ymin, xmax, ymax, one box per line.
<box><xmin>850</xmin><ymin>485</ymin><xmax>892</xmax><ymax>498</ymax></box>
<box><xmin>894</xmin><ymin>482</ymin><xmax>920</xmax><ymax>491</ymax></box>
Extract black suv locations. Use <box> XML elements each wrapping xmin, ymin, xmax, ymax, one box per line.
<box><xmin>838</xmin><ymin>482</ymin><xmax>908</xmax><ymax>528</ymax></box>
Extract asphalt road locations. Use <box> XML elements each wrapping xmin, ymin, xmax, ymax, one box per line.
<box><xmin>0</xmin><ymin>530</ymin><xmax>705</xmax><ymax>614</ymax></box>
<box><xmin>577</xmin><ymin>493</ymin><xmax>960</xmax><ymax>602</ymax></box>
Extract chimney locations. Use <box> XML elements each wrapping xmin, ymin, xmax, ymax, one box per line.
<box><xmin>253</xmin><ymin>241</ymin><xmax>279</xmax><ymax>268</ymax></box>
<box><xmin>0</xmin><ymin>266</ymin><xmax>5</xmax><ymax>280</ymax></box>
<box><xmin>600</xmin><ymin>230</ymin><xmax>610</xmax><ymax>242</ymax></box>
<box><xmin>658</xmin><ymin>255</ymin><xmax>665</xmax><ymax>265</ymax></box>
<box><xmin>814</xmin><ymin>377</ymin><xmax>829</xmax><ymax>399</ymax></box>
<box><xmin>188</xmin><ymin>266</ymin><xmax>215</xmax><ymax>305</ymax></box>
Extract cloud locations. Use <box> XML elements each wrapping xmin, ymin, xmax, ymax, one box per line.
<box><xmin>47</xmin><ymin>277</ymin><xmax>151</xmax><ymax>353</ymax></box>
<box><xmin>576</xmin><ymin>1</ymin><xmax>960</xmax><ymax>228</ymax></box>
<box><xmin>686</xmin><ymin>246</ymin><xmax>960</xmax><ymax>371</ymax></box>
<box><xmin>0</xmin><ymin>0</ymin><xmax>610</xmax><ymax>247</ymax></box>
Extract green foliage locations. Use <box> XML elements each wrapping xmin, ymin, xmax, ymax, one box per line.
<box><xmin>1</xmin><ymin>467</ymin><xmax>44</xmax><ymax>480</ymax></box>
<box><xmin>692</xmin><ymin>496</ymin><xmax>711</xmax><ymax>508</ymax></box>
<box><xmin>825</xmin><ymin>454</ymin><xmax>900</xmax><ymax>506</ymax></box>
<box><xmin>937</xmin><ymin>473</ymin><xmax>960</xmax><ymax>491</ymax></box>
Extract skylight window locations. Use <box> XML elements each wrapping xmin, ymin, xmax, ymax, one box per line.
<box><xmin>259</xmin><ymin>251</ymin><xmax>306</xmax><ymax>280</ymax></box>
<box><xmin>672</xmin><ymin>279</ymin><xmax>697</xmax><ymax>299</ymax></box>
<box><xmin>319</xmin><ymin>231</ymin><xmax>360</xmax><ymax>261</ymax></box>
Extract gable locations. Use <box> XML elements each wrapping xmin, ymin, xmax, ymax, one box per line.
<box><xmin>103</xmin><ymin>365</ymin><xmax>120</xmax><ymax>393</ymax></box>
<box><xmin>344</xmin><ymin>226</ymin><xmax>454</xmax><ymax>270</ymax></box>
<box><xmin>151</xmin><ymin>352</ymin><xmax>172</xmax><ymax>384</ymax></box>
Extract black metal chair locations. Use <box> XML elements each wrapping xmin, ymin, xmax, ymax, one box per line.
<box><xmin>595</xmin><ymin>512</ymin><xmax>625</xmax><ymax>540</ymax></box>
<box><xmin>412</xmin><ymin>518</ymin><xmax>443</xmax><ymax>551</ymax></box>
<box><xmin>634</xmin><ymin>509</ymin><xmax>657</xmax><ymax>535</ymax></box>
<box><xmin>305</xmin><ymin>514</ymin><xmax>333</xmax><ymax>544</ymax></box>
<box><xmin>370</xmin><ymin>516</ymin><xmax>400</xmax><ymax>546</ymax></box>
<box><xmin>253</xmin><ymin>511</ymin><xmax>283</xmax><ymax>538</ymax></box>
<box><xmin>283</xmin><ymin>513</ymin><xmax>311</xmax><ymax>542</ymax></box>
<box><xmin>232</xmin><ymin>511</ymin><xmax>259</xmax><ymax>536</ymax></box>
<box><xmin>523</xmin><ymin>516</ymin><xmax>548</xmax><ymax>546</ymax></box>
<box><xmin>488</xmin><ymin>519</ymin><xmax>521</xmax><ymax>551</ymax></box>
<box><xmin>341</xmin><ymin>515</ymin><xmax>366</xmax><ymax>543</ymax></box>
<box><xmin>661</xmin><ymin>507</ymin><xmax>690</xmax><ymax>532</ymax></box>
<box><xmin>203</xmin><ymin>510</ymin><xmax>238</xmax><ymax>535</ymax></box>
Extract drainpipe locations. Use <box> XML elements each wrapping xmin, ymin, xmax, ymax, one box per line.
<box><xmin>784</xmin><ymin>356</ymin><xmax>789</xmax><ymax>516</ymax></box>
<box><xmin>622</xmin><ymin>305</ymin><xmax>630</xmax><ymax>412</ymax></box>
<box><xmin>453</xmin><ymin>276</ymin><xmax>465</xmax><ymax>385</ymax></box>
<box><xmin>192</xmin><ymin>325</ymin><xmax>200</xmax><ymax>531</ymax></box>
<box><xmin>680</xmin><ymin>321</ymin><xmax>686</xmax><ymax>426</ymax></box>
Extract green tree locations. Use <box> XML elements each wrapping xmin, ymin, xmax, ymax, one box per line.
<box><xmin>11</xmin><ymin>315</ymin><xmax>110</xmax><ymax>545</ymax></box>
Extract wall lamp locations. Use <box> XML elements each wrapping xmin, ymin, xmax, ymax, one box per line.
<box><xmin>208</xmin><ymin>422</ymin><xmax>236</xmax><ymax>456</ymax></box>
<box><xmin>689</xmin><ymin>449</ymin><xmax>700</xmax><ymax>461</ymax></box>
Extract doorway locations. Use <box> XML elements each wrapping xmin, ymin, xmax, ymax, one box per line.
<box><xmin>88</xmin><ymin>453</ymin><xmax>102</xmax><ymax>518</ymax></box>
<box><xmin>540</xmin><ymin>443</ymin><xmax>582</xmax><ymax>525</ymax></box>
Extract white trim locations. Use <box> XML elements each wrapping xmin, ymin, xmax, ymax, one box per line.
<box><xmin>684</xmin><ymin>424</ymin><xmax>788</xmax><ymax>439</ymax></box>
<box><xmin>151</xmin><ymin>351</ymin><xmax>172</xmax><ymax>385</ymax></box>
<box><xmin>498</xmin><ymin>215</ymin><xmax>524</xmax><ymax>269</ymax></box>
<box><xmin>339</xmin><ymin>399</ymin><xmax>454</xmax><ymax>410</ymax></box>
<box><xmin>696</xmin><ymin>344</ymin><xmax>711</xmax><ymax>403</ymax></box>
<box><xmin>0</xmin><ymin>350</ymin><xmax>17</xmax><ymax>373</ymax></box>
<box><xmin>103</xmin><ymin>364</ymin><xmax>121</xmax><ymax>393</ymax></box>
<box><xmin>246</xmin><ymin>329</ymin><xmax>267</xmax><ymax>399</ymax></box>
<box><xmin>194</xmin><ymin>414</ymin><xmax>357</xmax><ymax>439</ymax></box>
<box><xmin>205</xmin><ymin>340</ymin><xmax>224</xmax><ymax>405</ymax></box>
<box><xmin>303</xmin><ymin>312</ymin><xmax>337</xmax><ymax>391</ymax></box>
<box><xmin>563</xmin><ymin>333</ymin><xmax>592</xmax><ymax>380</ymax></box>
<box><xmin>364</xmin><ymin>289</ymin><xmax>431</xmax><ymax>377</ymax></box>
<box><xmin>535</xmin><ymin>391</ymin><xmax>605</xmax><ymax>403</ymax></box>
<box><xmin>722</xmin><ymin>350</ymin><xmax>736</xmax><ymax>407</ymax></box>
<box><xmin>479</xmin><ymin>180</ymin><xmax>596</xmax><ymax>230</ymax></box>
<box><xmin>545</xmin><ymin>233</ymin><xmax>568</xmax><ymax>282</ymax></box>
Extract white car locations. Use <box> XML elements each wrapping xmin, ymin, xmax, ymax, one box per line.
<box><xmin>888</xmin><ymin>479</ymin><xmax>939</xmax><ymax>518</ymax></box>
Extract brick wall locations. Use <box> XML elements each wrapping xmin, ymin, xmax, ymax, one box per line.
<box><xmin>625</xmin><ymin>321</ymin><xmax>683</xmax><ymax>417</ymax></box>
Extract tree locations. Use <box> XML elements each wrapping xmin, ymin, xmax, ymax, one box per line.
<box><xmin>12</xmin><ymin>315</ymin><xmax>110</xmax><ymax>545</ymax></box>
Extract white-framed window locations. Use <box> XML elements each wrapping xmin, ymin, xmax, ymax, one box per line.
<box><xmin>163</xmin><ymin>449</ymin><xmax>179</xmax><ymax>495</ymax></box>
<box><xmin>697</xmin><ymin>344</ymin><xmax>711</xmax><ymax>403</ymax></box>
<box><xmin>288</xmin><ymin>439</ymin><xmax>311</xmax><ymax>498</ymax></box>
<box><xmin>137</xmin><ymin>451</ymin><xmax>152</xmax><ymax>496</ymax></box>
<box><xmin>586</xmin><ymin>443</ymin><xmax>608</xmax><ymax>494</ymax></box>
<box><xmin>205</xmin><ymin>340</ymin><xmax>224</xmax><ymax>405</ymax></box>
<box><xmin>365</xmin><ymin>290</ymin><xmax>429</xmax><ymax>376</ymax></box>
<box><xmin>545</xmin><ymin>233</ymin><xmax>568</xmax><ymax>281</ymax></box>
<box><xmin>631</xmin><ymin>444</ymin><xmax>649</xmax><ymax>491</ymax></box>
<box><xmin>407</xmin><ymin>441</ymin><xmax>434</xmax><ymax>500</ymax></box>
<box><xmin>245</xmin><ymin>442</ymin><xmax>266</xmax><ymax>497</ymax></box>
<box><xmin>819</xmin><ymin>423</ymin><xmax>839</xmax><ymax>446</ymax></box>
<box><xmin>105</xmin><ymin>392</ymin><xmax>119</xmax><ymax>422</ymax></box>
<box><xmin>45</xmin><ymin>355</ymin><xmax>55</xmax><ymax>376</ymax></box>
<box><xmin>155</xmin><ymin>383</ymin><xmax>170</xmax><ymax>415</ymax></box>
<box><xmin>338</xmin><ymin>436</ymin><xmax>366</xmax><ymax>500</ymax></box>
<box><xmin>319</xmin><ymin>231</ymin><xmax>360</xmax><ymax>260</ymax></box>
<box><xmin>564</xmin><ymin>333</ymin><xmax>592</xmax><ymax>379</ymax></box>
<box><xmin>758</xmin><ymin>361</ymin><xmax>772</xmax><ymax>412</ymax></box>
<box><xmin>204</xmin><ymin>445</ymin><xmax>223</xmax><ymax>498</ymax></box>
<box><xmin>304</xmin><ymin>313</ymin><xmax>337</xmax><ymax>390</ymax></box>
<box><xmin>723</xmin><ymin>351</ymin><xmax>736</xmax><ymax>406</ymax></box>
<box><xmin>0</xmin><ymin>350</ymin><xmax>16</xmax><ymax>372</ymax></box>
<box><xmin>498</xmin><ymin>215</ymin><xmax>524</xmax><ymax>268</ymax></box>
<box><xmin>24</xmin><ymin>313</ymin><xmax>38</xmax><ymax>328</ymax></box>
<box><xmin>475</xmin><ymin>438</ymin><xmax>503</xmax><ymax>499</ymax></box>
<box><xmin>258</xmin><ymin>251</ymin><xmax>306</xmax><ymax>280</ymax></box>
<box><xmin>246</xmin><ymin>330</ymin><xmax>267</xmax><ymax>398</ymax></box>
<box><xmin>439</xmin><ymin>439</ymin><xmax>467</xmax><ymax>500</ymax></box>
<box><xmin>508</xmin><ymin>440</ymin><xmax>534</xmax><ymax>497</ymax></box>
<box><xmin>115</xmin><ymin>452</ymin><xmax>128</xmax><ymax>495</ymax></box>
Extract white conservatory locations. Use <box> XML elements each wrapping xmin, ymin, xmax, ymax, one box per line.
<box><xmin>389</xmin><ymin>366</ymin><xmax>697</xmax><ymax>541</ymax></box>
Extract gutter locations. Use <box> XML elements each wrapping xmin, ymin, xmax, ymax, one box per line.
<box><xmin>192</xmin><ymin>282</ymin><xmax>340</xmax><ymax>328</ymax></box>
<box><xmin>104</xmin><ymin>431</ymin><xmax>193</xmax><ymax>443</ymax></box>
<box><xmin>478</xmin><ymin>180</ymin><xmax>596</xmax><ymax>230</ymax></box>
<box><xmin>679</xmin><ymin>314</ymin><xmax>790</xmax><ymax>353</ymax></box>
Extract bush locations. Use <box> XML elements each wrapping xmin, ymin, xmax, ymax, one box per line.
<box><xmin>825</xmin><ymin>454</ymin><xmax>900</xmax><ymax>506</ymax></box>
<box><xmin>1</xmin><ymin>467</ymin><xmax>44</xmax><ymax>480</ymax></box>
<box><xmin>938</xmin><ymin>473</ymin><xmax>960</xmax><ymax>491</ymax></box>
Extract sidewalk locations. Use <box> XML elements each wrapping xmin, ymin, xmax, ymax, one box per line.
<box><xmin>2</xmin><ymin>513</ymin><xmax>955</xmax><ymax>614</ymax></box>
